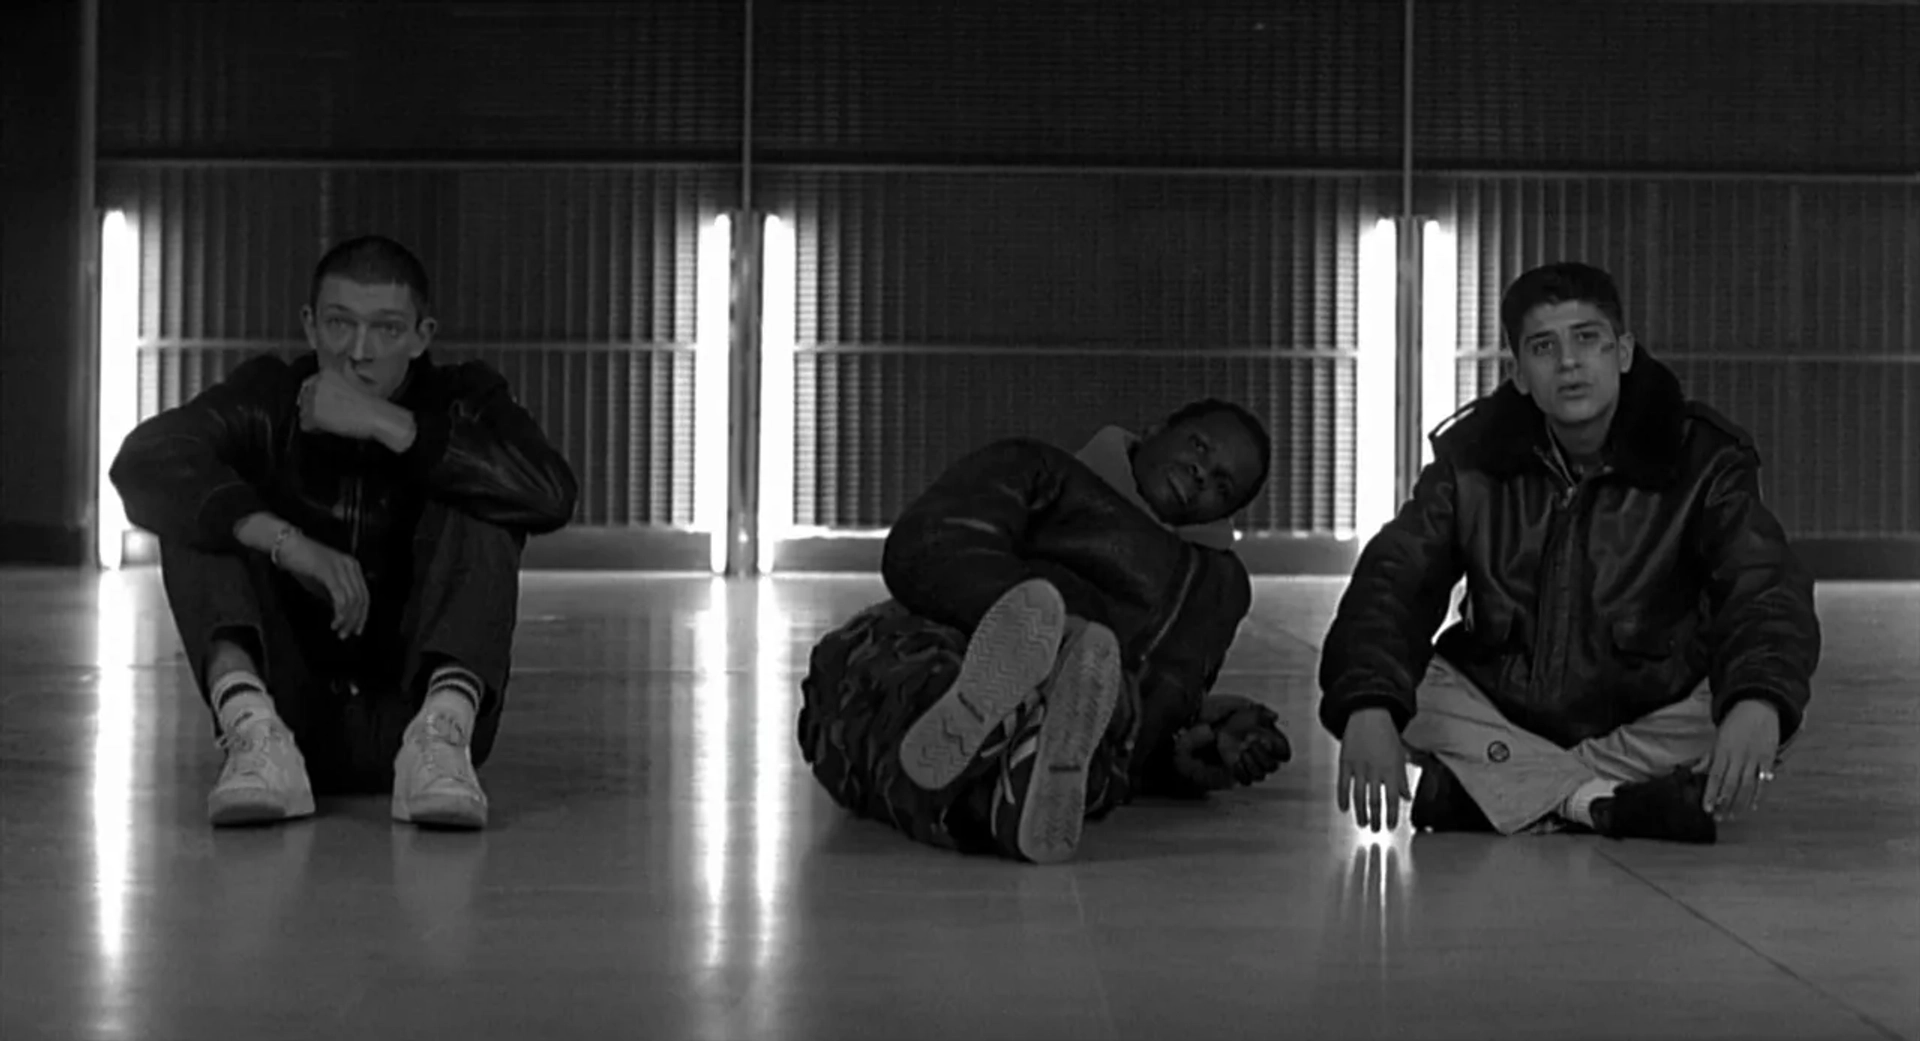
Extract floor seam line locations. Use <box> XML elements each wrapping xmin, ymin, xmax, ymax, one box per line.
<box><xmin>1068</xmin><ymin>870</ymin><xmax>1124</xmax><ymax>1041</ymax></box>
<box><xmin>1593</xmin><ymin>845</ymin><xmax>1905</xmax><ymax>1041</ymax></box>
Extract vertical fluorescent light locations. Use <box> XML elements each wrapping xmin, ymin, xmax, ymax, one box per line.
<box><xmin>1353</xmin><ymin>216</ymin><xmax>1399</xmax><ymax>542</ymax></box>
<box><xmin>1420</xmin><ymin>220</ymin><xmax>1459</xmax><ymax>469</ymax></box>
<box><xmin>696</xmin><ymin>215</ymin><xmax>734</xmax><ymax>575</ymax></box>
<box><xmin>95</xmin><ymin>210</ymin><xmax>139</xmax><ymax>570</ymax></box>
<box><xmin>756</xmin><ymin>215</ymin><xmax>797</xmax><ymax>575</ymax></box>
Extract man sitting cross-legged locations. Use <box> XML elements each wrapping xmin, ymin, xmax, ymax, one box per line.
<box><xmin>1319</xmin><ymin>261</ymin><xmax>1821</xmax><ymax>844</ymax></box>
<box><xmin>110</xmin><ymin>234</ymin><xmax>578</xmax><ymax>830</ymax></box>
<box><xmin>799</xmin><ymin>400</ymin><xmax>1293</xmax><ymax>865</ymax></box>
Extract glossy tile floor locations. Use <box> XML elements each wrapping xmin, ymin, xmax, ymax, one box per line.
<box><xmin>1</xmin><ymin>569</ymin><xmax>1916</xmax><ymax>1041</ymax></box>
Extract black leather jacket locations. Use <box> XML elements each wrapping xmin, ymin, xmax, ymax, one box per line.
<box><xmin>111</xmin><ymin>351</ymin><xmax>577</xmax><ymax>599</ymax></box>
<box><xmin>1318</xmin><ymin>354</ymin><xmax>1821</xmax><ymax>748</ymax></box>
<box><xmin>880</xmin><ymin>437</ymin><xmax>1253</xmax><ymax>793</ymax></box>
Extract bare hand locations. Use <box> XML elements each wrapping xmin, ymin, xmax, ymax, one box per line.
<box><xmin>274</xmin><ymin>533</ymin><xmax>369</xmax><ymax>639</ymax></box>
<box><xmin>1697</xmin><ymin>699</ymin><xmax>1781</xmax><ymax>822</ymax></box>
<box><xmin>300</xmin><ymin>367</ymin><xmax>390</xmax><ymax>442</ymax></box>
<box><xmin>1338</xmin><ymin>708</ymin><xmax>1409</xmax><ymax>832</ymax></box>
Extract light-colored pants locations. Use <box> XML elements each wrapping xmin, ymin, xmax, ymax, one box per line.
<box><xmin>1401</xmin><ymin>657</ymin><xmax>1718</xmax><ymax>835</ymax></box>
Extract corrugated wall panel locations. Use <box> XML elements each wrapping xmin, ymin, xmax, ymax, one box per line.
<box><xmin>767</xmin><ymin>169</ymin><xmax>1385</xmax><ymax>533</ymax></box>
<box><xmin>1436</xmin><ymin>177</ymin><xmax>1918</xmax><ymax>540</ymax></box>
<box><xmin>1415</xmin><ymin>0</ymin><xmax>1919</xmax><ymax>172</ymax></box>
<box><xmin>98</xmin><ymin>0</ymin><xmax>745</xmax><ymax>157</ymax></box>
<box><xmin>1668</xmin><ymin>358</ymin><xmax>1918</xmax><ymax>539</ymax></box>
<box><xmin>791</xmin><ymin>351</ymin><xmax>1357</xmax><ymax>533</ymax></box>
<box><xmin>107</xmin><ymin>164</ymin><xmax>731</xmax><ymax>527</ymax></box>
<box><xmin>754</xmin><ymin>0</ymin><xmax>1404</xmax><ymax>166</ymax></box>
<box><xmin>134</xmin><ymin>345</ymin><xmax>696</xmax><ymax>529</ymax></box>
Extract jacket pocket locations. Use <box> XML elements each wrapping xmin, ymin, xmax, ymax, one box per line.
<box><xmin>1609</xmin><ymin>618</ymin><xmax>1674</xmax><ymax>661</ymax></box>
<box><xmin>1465</xmin><ymin>606</ymin><xmax>1523</xmax><ymax>653</ymax></box>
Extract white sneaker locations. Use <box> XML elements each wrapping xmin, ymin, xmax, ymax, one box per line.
<box><xmin>899</xmin><ymin>578</ymin><xmax>1067</xmax><ymax>792</ymax></box>
<box><xmin>207</xmin><ymin>717</ymin><xmax>316</xmax><ymax>826</ymax></box>
<box><xmin>391</xmin><ymin>713</ymin><xmax>489</xmax><ymax>829</ymax></box>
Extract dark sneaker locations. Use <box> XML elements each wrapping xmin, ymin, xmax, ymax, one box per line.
<box><xmin>982</xmin><ymin>621</ymin><xmax>1122</xmax><ymax>865</ymax></box>
<box><xmin>899</xmin><ymin>578</ymin><xmax>1066</xmax><ymax>791</ymax></box>
<box><xmin>1410</xmin><ymin>761</ymin><xmax>1496</xmax><ymax>833</ymax></box>
<box><xmin>1590</xmin><ymin>766</ymin><xmax>1717</xmax><ymax>845</ymax></box>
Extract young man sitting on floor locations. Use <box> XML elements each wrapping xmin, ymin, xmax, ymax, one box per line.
<box><xmin>1319</xmin><ymin>261</ymin><xmax>1820</xmax><ymax>844</ymax></box>
<box><xmin>799</xmin><ymin>399</ymin><xmax>1293</xmax><ymax>865</ymax></box>
<box><xmin>111</xmin><ymin>235</ymin><xmax>578</xmax><ymax>830</ymax></box>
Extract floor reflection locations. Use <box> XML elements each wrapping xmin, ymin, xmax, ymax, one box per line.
<box><xmin>1330</xmin><ymin>773</ymin><xmax>1419</xmax><ymax>993</ymax></box>
<box><xmin>3</xmin><ymin>570</ymin><xmax>1912</xmax><ymax>1041</ymax></box>
<box><xmin>692</xmin><ymin>577</ymin><xmax>732</xmax><ymax>978</ymax></box>
<box><xmin>90</xmin><ymin>572</ymin><xmax>139</xmax><ymax>1041</ymax></box>
<box><xmin>751</xmin><ymin>579</ymin><xmax>791</xmax><ymax>972</ymax></box>
<box><xmin>390</xmin><ymin>828</ymin><xmax>486</xmax><ymax>972</ymax></box>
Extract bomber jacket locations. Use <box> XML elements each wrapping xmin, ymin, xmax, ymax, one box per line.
<box><xmin>110</xmin><ymin>351</ymin><xmax>577</xmax><ymax>602</ymax></box>
<box><xmin>880</xmin><ymin>436</ymin><xmax>1252</xmax><ymax>794</ymax></box>
<box><xmin>1318</xmin><ymin>352</ymin><xmax>1821</xmax><ymax>748</ymax></box>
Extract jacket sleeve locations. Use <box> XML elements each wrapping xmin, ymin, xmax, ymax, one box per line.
<box><xmin>1128</xmin><ymin>550</ymin><xmax>1254</xmax><ymax>796</ymax></box>
<box><xmin>108</xmin><ymin>354</ymin><xmax>291</xmax><ymax>551</ymax></box>
<box><xmin>402</xmin><ymin>362</ymin><xmax>579</xmax><ymax>535</ymax></box>
<box><xmin>880</xmin><ymin>437</ymin><xmax>1109</xmax><ymax>632</ymax></box>
<box><xmin>1316</xmin><ymin>458</ymin><xmax>1466</xmax><ymax>737</ymax></box>
<box><xmin>1690</xmin><ymin>443</ymin><xmax>1821</xmax><ymax>742</ymax></box>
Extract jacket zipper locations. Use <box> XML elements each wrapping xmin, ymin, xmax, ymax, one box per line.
<box><xmin>1529</xmin><ymin>445</ymin><xmax>1581</xmax><ymax>710</ymax></box>
<box><xmin>1528</xmin><ymin>442</ymin><xmax>1616</xmax><ymax>714</ymax></box>
<box><xmin>1138</xmin><ymin>549</ymin><xmax>1202</xmax><ymax>669</ymax></box>
<box><xmin>348</xmin><ymin>443</ymin><xmax>366</xmax><ymax>557</ymax></box>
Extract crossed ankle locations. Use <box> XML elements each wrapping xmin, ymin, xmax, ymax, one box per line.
<box><xmin>1560</xmin><ymin>777</ymin><xmax>1618</xmax><ymax>828</ymax></box>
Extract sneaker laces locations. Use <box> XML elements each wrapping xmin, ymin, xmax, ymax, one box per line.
<box><xmin>216</xmin><ymin>720</ymin><xmax>285</xmax><ymax>782</ymax></box>
<box><xmin>410</xmin><ymin>714</ymin><xmax>475</xmax><ymax>786</ymax></box>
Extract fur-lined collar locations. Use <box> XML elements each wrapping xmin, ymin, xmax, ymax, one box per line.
<box><xmin>1430</xmin><ymin>350</ymin><xmax>1688</xmax><ymax>488</ymax></box>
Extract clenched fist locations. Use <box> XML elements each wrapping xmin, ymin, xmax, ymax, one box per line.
<box><xmin>1173</xmin><ymin>695</ymin><xmax>1293</xmax><ymax>791</ymax></box>
<box><xmin>299</xmin><ymin>367</ymin><xmax>397</xmax><ymax>443</ymax></box>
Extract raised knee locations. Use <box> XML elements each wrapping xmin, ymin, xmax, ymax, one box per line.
<box><xmin>422</xmin><ymin>505</ymin><xmax>525</xmax><ymax>564</ymax></box>
<box><xmin>158</xmin><ymin>536</ymin><xmax>246</xmax><ymax>576</ymax></box>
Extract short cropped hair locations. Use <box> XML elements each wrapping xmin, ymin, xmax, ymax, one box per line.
<box><xmin>309</xmin><ymin>235</ymin><xmax>434</xmax><ymax>320</ymax></box>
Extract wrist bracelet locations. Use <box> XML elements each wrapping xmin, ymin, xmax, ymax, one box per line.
<box><xmin>268</xmin><ymin>525</ymin><xmax>299</xmax><ymax>566</ymax></box>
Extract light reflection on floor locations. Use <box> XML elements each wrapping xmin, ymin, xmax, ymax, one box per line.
<box><xmin>2</xmin><ymin>569</ymin><xmax>1914</xmax><ymax>1041</ymax></box>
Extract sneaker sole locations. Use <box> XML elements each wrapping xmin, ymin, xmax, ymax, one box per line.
<box><xmin>208</xmin><ymin>788</ymin><xmax>316</xmax><ymax>827</ymax></box>
<box><xmin>392</xmin><ymin>791</ymin><xmax>489</xmax><ymax>830</ymax></box>
<box><xmin>899</xmin><ymin>579</ymin><xmax>1067</xmax><ymax>791</ymax></box>
<box><xmin>1017</xmin><ymin>622</ymin><xmax>1121</xmax><ymax>866</ymax></box>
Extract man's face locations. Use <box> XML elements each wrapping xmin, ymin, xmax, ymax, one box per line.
<box><xmin>1132</xmin><ymin>409</ymin><xmax>1264</xmax><ymax>527</ymax></box>
<box><xmin>1510</xmin><ymin>299</ymin><xmax>1634</xmax><ymax>432</ymax></box>
<box><xmin>301</xmin><ymin>276</ymin><xmax>435</xmax><ymax>400</ymax></box>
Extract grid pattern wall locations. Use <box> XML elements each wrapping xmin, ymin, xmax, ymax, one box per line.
<box><xmin>98</xmin><ymin>0</ymin><xmax>745</xmax><ymax>158</ymax></box>
<box><xmin>106</xmin><ymin>163</ymin><xmax>732</xmax><ymax>527</ymax></box>
<box><xmin>1439</xmin><ymin>177</ymin><xmax>1919</xmax><ymax>539</ymax></box>
<box><xmin>93</xmin><ymin>0</ymin><xmax>1917</xmax><ymax>561</ymax></box>
<box><xmin>752</xmin><ymin>0</ymin><xmax>1404</xmax><ymax>166</ymax></box>
<box><xmin>1414</xmin><ymin>0</ymin><xmax>1919</xmax><ymax>173</ymax></box>
<box><xmin>768</xmin><ymin>169</ymin><xmax>1385</xmax><ymax>532</ymax></box>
